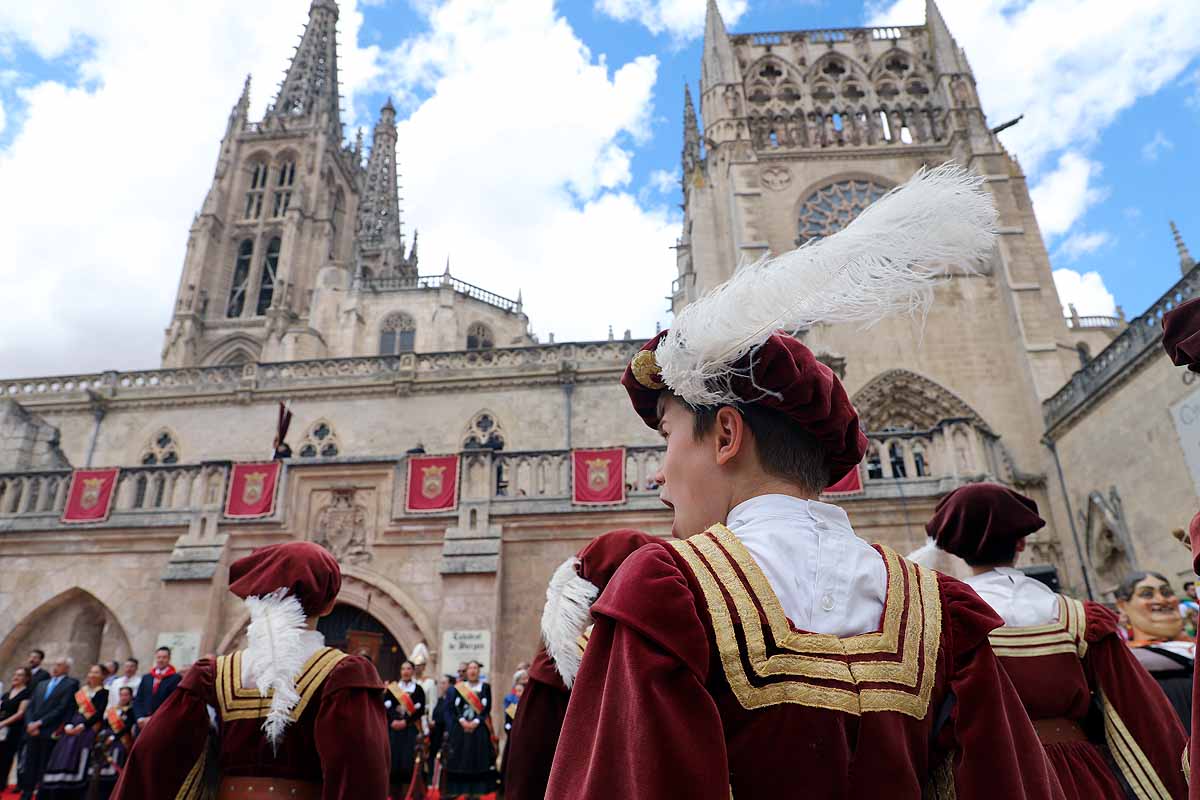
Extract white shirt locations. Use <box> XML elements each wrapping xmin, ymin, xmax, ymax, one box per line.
<box><xmin>108</xmin><ymin>674</ymin><xmax>141</xmax><ymax>694</ymax></box>
<box><xmin>726</xmin><ymin>494</ymin><xmax>886</xmax><ymax>637</ymax></box>
<box><xmin>964</xmin><ymin>567</ymin><xmax>1059</xmax><ymax>627</ymax></box>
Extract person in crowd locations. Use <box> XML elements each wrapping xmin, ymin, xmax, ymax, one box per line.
<box><xmin>96</xmin><ymin>686</ymin><xmax>135</xmax><ymax>799</ymax></box>
<box><xmin>497</xmin><ymin>672</ymin><xmax>525</xmax><ymax>793</ymax></box>
<box><xmin>0</xmin><ymin>667</ymin><xmax>32</xmax><ymax>791</ymax></box>
<box><xmin>100</xmin><ymin>661</ymin><xmax>120</xmax><ymax>690</ymax></box>
<box><xmin>456</xmin><ymin>662</ymin><xmax>467</xmax><ymax>682</ymax></box>
<box><xmin>1115</xmin><ymin>571</ymin><xmax>1195</xmax><ymax>729</ymax></box>
<box><xmin>385</xmin><ymin>660</ymin><xmax>425</xmax><ymax>796</ymax></box>
<box><xmin>111</xmin><ymin>541</ymin><xmax>389</xmax><ymax>799</ymax></box>
<box><xmin>26</xmin><ymin>651</ymin><xmax>49</xmax><ymax>688</ymax></box>
<box><xmin>445</xmin><ymin>660</ymin><xmax>495</xmax><ymax>798</ymax></box>
<box><xmin>409</xmin><ymin>642</ymin><xmax>437</xmax><ymax>724</ymax></box>
<box><xmin>931</xmin><ymin>483</ymin><xmax>1187</xmax><ymax>798</ymax></box>
<box><xmin>428</xmin><ymin>674</ymin><xmax>455</xmax><ymax>784</ymax></box>
<box><xmin>19</xmin><ymin>657</ymin><xmax>80</xmax><ymax>800</ymax></box>
<box><xmin>131</xmin><ymin>648</ymin><xmax>178</xmax><ymax>731</ymax></box>
<box><xmin>39</xmin><ymin>662</ymin><xmax>109</xmax><ymax>798</ymax></box>
<box><xmin>106</xmin><ymin>660</ymin><xmax>139</xmax><ymax>697</ymax></box>
<box><xmin>505</xmin><ymin>529</ymin><xmax>657</xmax><ymax>800</ymax></box>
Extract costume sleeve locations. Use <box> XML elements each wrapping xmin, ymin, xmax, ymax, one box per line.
<box><xmin>937</xmin><ymin>576</ymin><xmax>1064</xmax><ymax>800</ymax></box>
<box><xmin>1082</xmin><ymin>602</ymin><xmax>1188</xmax><ymax>800</ymax></box>
<box><xmin>111</xmin><ymin>660</ymin><xmax>214</xmax><ymax>800</ymax></box>
<box><xmin>545</xmin><ymin>543</ymin><xmax>728</xmax><ymax>800</ymax></box>
<box><xmin>504</xmin><ymin>673</ymin><xmax>571</xmax><ymax>800</ymax></box>
<box><xmin>315</xmin><ymin>656</ymin><xmax>389</xmax><ymax>800</ymax></box>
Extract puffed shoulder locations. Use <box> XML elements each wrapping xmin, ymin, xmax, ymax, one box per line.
<box><xmin>1082</xmin><ymin>600</ymin><xmax>1120</xmax><ymax>643</ymax></box>
<box><xmin>935</xmin><ymin>572</ymin><xmax>1005</xmax><ymax>657</ymax></box>
<box><xmin>178</xmin><ymin>657</ymin><xmax>216</xmax><ymax>694</ymax></box>
<box><xmin>323</xmin><ymin>653</ymin><xmax>385</xmax><ymax>695</ymax></box>
<box><xmin>591</xmin><ymin>541</ymin><xmax>709</xmax><ymax>678</ymax></box>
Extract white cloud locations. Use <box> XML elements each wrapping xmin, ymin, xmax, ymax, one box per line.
<box><xmin>0</xmin><ymin>98</ymin><xmax>5</xmax><ymax>137</ymax></box>
<box><xmin>0</xmin><ymin>1</ymin><xmax>382</xmax><ymax>377</ymax></box>
<box><xmin>868</xmin><ymin>0</ymin><xmax>1200</xmax><ymax>177</ymax></box>
<box><xmin>647</xmin><ymin>168</ymin><xmax>677</xmax><ymax>194</ymax></box>
<box><xmin>1029</xmin><ymin>151</ymin><xmax>1107</xmax><ymax>240</ymax></box>
<box><xmin>1141</xmin><ymin>129</ymin><xmax>1174</xmax><ymax>161</ymax></box>
<box><xmin>1052</xmin><ymin>268</ymin><xmax>1117</xmax><ymax>317</ymax></box>
<box><xmin>380</xmin><ymin>0</ymin><xmax>679</xmax><ymax>344</ymax></box>
<box><xmin>596</xmin><ymin>0</ymin><xmax>747</xmax><ymax>40</ymax></box>
<box><xmin>1054</xmin><ymin>230</ymin><xmax>1113</xmax><ymax>263</ymax></box>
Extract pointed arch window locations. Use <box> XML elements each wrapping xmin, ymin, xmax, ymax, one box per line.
<box><xmin>244</xmin><ymin>162</ymin><xmax>268</xmax><ymax>219</ymax></box>
<box><xmin>466</xmin><ymin>322</ymin><xmax>494</xmax><ymax>350</ymax></box>
<box><xmin>380</xmin><ymin>312</ymin><xmax>416</xmax><ymax>354</ymax></box>
<box><xmin>256</xmin><ymin>237</ymin><xmax>281</xmax><ymax>315</ymax></box>
<box><xmin>141</xmin><ymin>430</ymin><xmax>180</xmax><ymax>466</ymax></box>
<box><xmin>273</xmin><ymin>160</ymin><xmax>295</xmax><ymax>217</ymax></box>
<box><xmin>226</xmin><ymin>239</ymin><xmax>254</xmax><ymax>318</ymax></box>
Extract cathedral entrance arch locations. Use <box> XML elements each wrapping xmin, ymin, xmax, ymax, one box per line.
<box><xmin>0</xmin><ymin>588</ymin><xmax>132</xmax><ymax>677</ymax></box>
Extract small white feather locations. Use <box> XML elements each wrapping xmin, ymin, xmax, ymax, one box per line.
<box><xmin>657</xmin><ymin>163</ymin><xmax>998</xmax><ymax>406</ymax></box>
<box><xmin>242</xmin><ymin>589</ymin><xmax>309</xmax><ymax>751</ymax></box>
<box><xmin>540</xmin><ymin>556</ymin><xmax>599</xmax><ymax>689</ymax></box>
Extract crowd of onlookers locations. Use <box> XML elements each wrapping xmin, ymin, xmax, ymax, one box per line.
<box><xmin>0</xmin><ymin>646</ymin><xmax>180</xmax><ymax>799</ymax></box>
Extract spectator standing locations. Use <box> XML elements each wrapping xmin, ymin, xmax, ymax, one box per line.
<box><xmin>97</xmin><ymin>686</ymin><xmax>135</xmax><ymax>799</ymax></box>
<box><xmin>0</xmin><ymin>667</ymin><xmax>32</xmax><ymax>791</ymax></box>
<box><xmin>444</xmin><ymin>660</ymin><xmax>495</xmax><ymax>797</ymax></box>
<box><xmin>40</xmin><ymin>662</ymin><xmax>109</xmax><ymax>798</ymax></box>
<box><xmin>107</xmin><ymin>660</ymin><xmax>140</xmax><ymax>697</ymax></box>
<box><xmin>132</xmin><ymin>649</ymin><xmax>179</xmax><ymax>730</ymax></box>
<box><xmin>428</xmin><ymin>675</ymin><xmax>454</xmax><ymax>783</ymax></box>
<box><xmin>26</xmin><ymin>651</ymin><xmax>49</xmax><ymax>688</ymax></box>
<box><xmin>19</xmin><ymin>657</ymin><xmax>79</xmax><ymax>800</ymax></box>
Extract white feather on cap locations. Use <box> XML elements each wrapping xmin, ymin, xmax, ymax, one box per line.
<box><xmin>242</xmin><ymin>588</ymin><xmax>310</xmax><ymax>751</ymax></box>
<box><xmin>540</xmin><ymin>556</ymin><xmax>599</xmax><ymax>689</ymax></box>
<box><xmin>656</xmin><ymin>163</ymin><xmax>998</xmax><ymax>407</ymax></box>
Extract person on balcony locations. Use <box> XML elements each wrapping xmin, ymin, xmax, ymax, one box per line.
<box><xmin>931</xmin><ymin>483</ymin><xmax>1187</xmax><ymax>799</ymax></box>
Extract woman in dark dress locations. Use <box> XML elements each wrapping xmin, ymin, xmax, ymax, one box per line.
<box><xmin>385</xmin><ymin>660</ymin><xmax>426</xmax><ymax>796</ymax></box>
<box><xmin>96</xmin><ymin>685</ymin><xmax>134</xmax><ymax>799</ymax></box>
<box><xmin>444</xmin><ymin>660</ymin><xmax>496</xmax><ymax>798</ymax></box>
<box><xmin>39</xmin><ymin>663</ymin><xmax>108</xmax><ymax>799</ymax></box>
<box><xmin>1116</xmin><ymin>571</ymin><xmax>1195</xmax><ymax>730</ymax></box>
<box><xmin>0</xmin><ymin>667</ymin><xmax>32</xmax><ymax>790</ymax></box>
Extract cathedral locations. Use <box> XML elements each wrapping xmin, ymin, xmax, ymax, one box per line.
<box><xmin>0</xmin><ymin>0</ymin><xmax>1195</xmax><ymax>687</ymax></box>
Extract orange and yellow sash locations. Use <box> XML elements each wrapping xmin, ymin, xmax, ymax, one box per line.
<box><xmin>105</xmin><ymin>706</ymin><xmax>127</xmax><ymax>734</ymax></box>
<box><xmin>455</xmin><ymin>682</ymin><xmax>485</xmax><ymax>717</ymax></box>
<box><xmin>75</xmin><ymin>689</ymin><xmax>97</xmax><ymax>718</ymax></box>
<box><xmin>387</xmin><ymin>683</ymin><xmax>417</xmax><ymax>716</ymax></box>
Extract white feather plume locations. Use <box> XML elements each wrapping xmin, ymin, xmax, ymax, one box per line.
<box><xmin>540</xmin><ymin>556</ymin><xmax>599</xmax><ymax>689</ymax></box>
<box><xmin>656</xmin><ymin>163</ymin><xmax>998</xmax><ymax>406</ymax></box>
<box><xmin>242</xmin><ymin>588</ymin><xmax>309</xmax><ymax>751</ymax></box>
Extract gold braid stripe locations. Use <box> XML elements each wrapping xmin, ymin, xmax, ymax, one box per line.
<box><xmin>1182</xmin><ymin>744</ymin><xmax>1190</xmax><ymax>787</ymax></box>
<box><xmin>921</xmin><ymin>752</ymin><xmax>957</xmax><ymax>800</ymax></box>
<box><xmin>988</xmin><ymin>596</ymin><xmax>1087</xmax><ymax>659</ymax></box>
<box><xmin>216</xmin><ymin>647</ymin><xmax>347</xmax><ymax>722</ymax></box>
<box><xmin>174</xmin><ymin>744</ymin><xmax>210</xmax><ymax>800</ymax></box>
<box><xmin>1102</xmin><ymin>692</ymin><xmax>1172</xmax><ymax>800</ymax></box>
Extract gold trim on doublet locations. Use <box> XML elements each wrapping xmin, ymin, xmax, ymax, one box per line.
<box><xmin>1101</xmin><ymin>692</ymin><xmax>1172</xmax><ymax>800</ymax></box>
<box><xmin>987</xmin><ymin>596</ymin><xmax>1088</xmax><ymax>659</ymax></box>
<box><xmin>669</xmin><ymin>524</ymin><xmax>942</xmax><ymax>718</ymax></box>
<box><xmin>215</xmin><ymin>647</ymin><xmax>347</xmax><ymax>722</ymax></box>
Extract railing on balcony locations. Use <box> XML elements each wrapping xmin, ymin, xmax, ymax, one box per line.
<box><xmin>1066</xmin><ymin>315</ymin><xmax>1123</xmax><ymax>330</ymax></box>
<box><xmin>479</xmin><ymin>447</ymin><xmax>665</xmax><ymax>502</ymax></box>
<box><xmin>355</xmin><ymin>272</ymin><xmax>522</xmax><ymax>314</ymax></box>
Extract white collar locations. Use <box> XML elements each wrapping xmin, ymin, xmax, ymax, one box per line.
<box><xmin>727</xmin><ymin>493</ymin><xmax>853</xmax><ymax>533</ymax></box>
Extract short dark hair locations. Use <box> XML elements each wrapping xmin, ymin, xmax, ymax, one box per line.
<box><xmin>155</xmin><ymin>647</ymin><xmax>171</xmax><ymax>657</ymax></box>
<box><xmin>1114</xmin><ymin>571</ymin><xmax>1171</xmax><ymax>602</ymax></box>
<box><xmin>125</xmin><ymin>658</ymin><xmax>139</xmax><ymax>669</ymax></box>
<box><xmin>962</xmin><ymin>540</ymin><xmax>1021</xmax><ymax>568</ymax></box>
<box><xmin>687</xmin><ymin>400</ymin><xmax>830</xmax><ymax>494</ymax></box>
<box><xmin>14</xmin><ymin>667</ymin><xmax>31</xmax><ymax>682</ymax></box>
<box><xmin>31</xmin><ymin>649</ymin><xmax>45</xmax><ymax>660</ymax></box>
<box><xmin>119</xmin><ymin>686</ymin><xmax>133</xmax><ymax>697</ymax></box>
<box><xmin>1186</xmin><ymin>581</ymin><xmax>1195</xmax><ymax>591</ymax></box>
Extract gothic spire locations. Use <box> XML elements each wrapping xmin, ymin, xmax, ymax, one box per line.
<box><xmin>1172</xmin><ymin>220</ymin><xmax>1196</xmax><ymax>275</ymax></box>
<box><xmin>356</xmin><ymin>99</ymin><xmax>404</xmax><ymax>263</ymax></box>
<box><xmin>926</xmin><ymin>0</ymin><xmax>968</xmax><ymax>75</ymax></box>
<box><xmin>682</xmin><ymin>82</ymin><xmax>701</xmax><ymax>178</ymax></box>
<box><xmin>226</xmin><ymin>74</ymin><xmax>251</xmax><ymax>135</ymax></box>
<box><xmin>270</xmin><ymin>0</ymin><xmax>342</xmax><ymax>140</ymax></box>
<box><xmin>701</xmin><ymin>0</ymin><xmax>739</xmax><ymax>89</ymax></box>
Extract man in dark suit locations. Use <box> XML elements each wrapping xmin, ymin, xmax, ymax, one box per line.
<box><xmin>19</xmin><ymin>656</ymin><xmax>79</xmax><ymax>799</ymax></box>
<box><xmin>25</xmin><ymin>650</ymin><xmax>49</xmax><ymax>687</ymax></box>
<box><xmin>132</xmin><ymin>647</ymin><xmax>180</xmax><ymax>728</ymax></box>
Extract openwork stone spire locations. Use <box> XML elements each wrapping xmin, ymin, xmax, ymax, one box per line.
<box><xmin>682</xmin><ymin>83</ymin><xmax>701</xmax><ymax>179</ymax></box>
<box><xmin>1173</xmin><ymin>220</ymin><xmax>1196</xmax><ymax>275</ymax></box>
<box><xmin>357</xmin><ymin>99</ymin><xmax>415</xmax><ymax>278</ymax></box>
<box><xmin>270</xmin><ymin>0</ymin><xmax>342</xmax><ymax>139</ymax></box>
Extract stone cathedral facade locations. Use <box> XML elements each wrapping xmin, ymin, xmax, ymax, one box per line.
<box><xmin>1</xmin><ymin>0</ymin><xmax>1194</xmax><ymax>694</ymax></box>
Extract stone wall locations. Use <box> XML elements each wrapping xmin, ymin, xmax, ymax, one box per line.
<box><xmin>0</xmin><ymin>400</ymin><xmax>70</xmax><ymax>472</ymax></box>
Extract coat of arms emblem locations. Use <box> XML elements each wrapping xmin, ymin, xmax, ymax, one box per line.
<box><xmin>79</xmin><ymin>478</ymin><xmax>105</xmax><ymax>510</ymax></box>
<box><xmin>586</xmin><ymin>458</ymin><xmax>611</xmax><ymax>492</ymax></box>
<box><xmin>241</xmin><ymin>471</ymin><xmax>267</xmax><ymax>504</ymax></box>
<box><xmin>421</xmin><ymin>465</ymin><xmax>446</xmax><ymax>499</ymax></box>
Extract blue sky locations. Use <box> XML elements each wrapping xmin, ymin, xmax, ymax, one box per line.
<box><xmin>1</xmin><ymin>0</ymin><xmax>1198</xmax><ymax>376</ymax></box>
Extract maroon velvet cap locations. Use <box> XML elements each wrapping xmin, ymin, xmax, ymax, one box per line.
<box><xmin>927</xmin><ymin>483</ymin><xmax>1045</xmax><ymax>564</ymax></box>
<box><xmin>1162</xmin><ymin>297</ymin><xmax>1200</xmax><ymax>373</ymax></box>
<box><xmin>620</xmin><ymin>330</ymin><xmax>868</xmax><ymax>487</ymax></box>
<box><xmin>229</xmin><ymin>541</ymin><xmax>341</xmax><ymax>616</ymax></box>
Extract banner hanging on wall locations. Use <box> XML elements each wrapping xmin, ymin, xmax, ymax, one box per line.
<box><xmin>224</xmin><ymin>461</ymin><xmax>282</xmax><ymax>519</ymax></box>
<box><xmin>61</xmin><ymin>467</ymin><xmax>120</xmax><ymax>524</ymax></box>
<box><xmin>572</xmin><ymin>448</ymin><xmax>626</xmax><ymax>505</ymax></box>
<box><xmin>405</xmin><ymin>454</ymin><xmax>460</xmax><ymax>513</ymax></box>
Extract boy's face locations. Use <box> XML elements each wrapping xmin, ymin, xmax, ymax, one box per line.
<box><xmin>656</xmin><ymin>396</ymin><xmax>733</xmax><ymax>540</ymax></box>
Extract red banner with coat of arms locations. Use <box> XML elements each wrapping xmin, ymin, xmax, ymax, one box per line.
<box><xmin>61</xmin><ymin>467</ymin><xmax>119</xmax><ymax>524</ymax></box>
<box><xmin>405</xmin><ymin>454</ymin><xmax>460</xmax><ymax>513</ymax></box>
<box><xmin>572</xmin><ymin>448</ymin><xmax>626</xmax><ymax>506</ymax></box>
<box><xmin>224</xmin><ymin>461</ymin><xmax>282</xmax><ymax>519</ymax></box>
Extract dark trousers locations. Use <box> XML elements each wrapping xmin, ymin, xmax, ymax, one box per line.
<box><xmin>0</xmin><ymin>736</ymin><xmax>20</xmax><ymax>788</ymax></box>
<box><xmin>18</xmin><ymin>736</ymin><xmax>54</xmax><ymax>798</ymax></box>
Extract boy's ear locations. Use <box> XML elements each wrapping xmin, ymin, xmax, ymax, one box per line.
<box><xmin>714</xmin><ymin>406</ymin><xmax>745</xmax><ymax>466</ymax></box>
